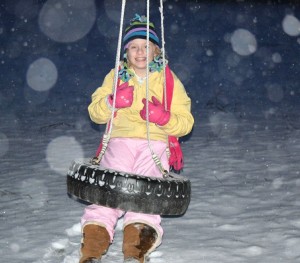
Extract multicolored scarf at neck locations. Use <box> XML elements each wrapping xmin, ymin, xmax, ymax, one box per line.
<box><xmin>118</xmin><ymin>53</ymin><xmax>166</xmax><ymax>83</ymax></box>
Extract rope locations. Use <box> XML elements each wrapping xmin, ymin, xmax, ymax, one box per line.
<box><xmin>159</xmin><ymin>0</ymin><xmax>167</xmax><ymax>109</ymax></box>
<box><xmin>92</xmin><ymin>0</ymin><xmax>126</xmax><ymax>164</ymax></box>
<box><xmin>144</xmin><ymin>0</ymin><xmax>168</xmax><ymax>177</ymax></box>
<box><xmin>109</xmin><ymin>0</ymin><xmax>126</xmax><ymax>134</ymax></box>
<box><xmin>159</xmin><ymin>0</ymin><xmax>171</xmax><ymax>164</ymax></box>
<box><xmin>145</xmin><ymin>0</ymin><xmax>151</xmax><ymax>157</ymax></box>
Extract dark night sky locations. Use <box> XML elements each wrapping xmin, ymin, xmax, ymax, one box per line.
<box><xmin>0</xmin><ymin>0</ymin><xmax>299</xmax><ymax>121</ymax></box>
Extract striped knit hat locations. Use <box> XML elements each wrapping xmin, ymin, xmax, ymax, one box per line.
<box><xmin>123</xmin><ymin>14</ymin><xmax>160</xmax><ymax>50</ymax></box>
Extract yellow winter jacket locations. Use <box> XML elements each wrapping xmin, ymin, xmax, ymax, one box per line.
<box><xmin>88</xmin><ymin>68</ymin><xmax>194</xmax><ymax>142</ymax></box>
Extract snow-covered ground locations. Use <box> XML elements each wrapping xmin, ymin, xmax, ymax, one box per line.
<box><xmin>1</xmin><ymin>109</ymin><xmax>300</xmax><ymax>263</ymax></box>
<box><xmin>1</xmin><ymin>0</ymin><xmax>300</xmax><ymax>262</ymax></box>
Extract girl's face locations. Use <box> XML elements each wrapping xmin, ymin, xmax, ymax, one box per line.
<box><xmin>126</xmin><ymin>39</ymin><xmax>158</xmax><ymax>75</ymax></box>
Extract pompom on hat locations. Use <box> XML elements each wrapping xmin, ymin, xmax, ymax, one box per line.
<box><xmin>123</xmin><ymin>14</ymin><xmax>160</xmax><ymax>50</ymax></box>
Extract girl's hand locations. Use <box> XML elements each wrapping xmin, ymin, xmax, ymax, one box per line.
<box><xmin>108</xmin><ymin>82</ymin><xmax>134</xmax><ymax>109</ymax></box>
<box><xmin>140</xmin><ymin>96</ymin><xmax>170</xmax><ymax>126</ymax></box>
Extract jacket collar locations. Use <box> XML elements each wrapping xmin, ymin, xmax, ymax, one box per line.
<box><xmin>118</xmin><ymin>54</ymin><xmax>167</xmax><ymax>82</ymax></box>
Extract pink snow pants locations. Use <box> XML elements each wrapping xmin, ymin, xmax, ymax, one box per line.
<box><xmin>81</xmin><ymin>137</ymin><xmax>169</xmax><ymax>244</ymax></box>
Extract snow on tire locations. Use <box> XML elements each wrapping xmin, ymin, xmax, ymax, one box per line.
<box><xmin>67</xmin><ymin>159</ymin><xmax>191</xmax><ymax>215</ymax></box>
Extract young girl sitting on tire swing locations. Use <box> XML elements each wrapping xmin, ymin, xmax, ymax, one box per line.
<box><xmin>79</xmin><ymin>14</ymin><xmax>194</xmax><ymax>263</ymax></box>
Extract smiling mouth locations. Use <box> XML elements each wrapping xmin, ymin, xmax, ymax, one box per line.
<box><xmin>135</xmin><ymin>57</ymin><xmax>146</xmax><ymax>62</ymax></box>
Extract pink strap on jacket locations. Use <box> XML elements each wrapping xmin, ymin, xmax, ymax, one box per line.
<box><xmin>164</xmin><ymin>66</ymin><xmax>184</xmax><ymax>172</ymax></box>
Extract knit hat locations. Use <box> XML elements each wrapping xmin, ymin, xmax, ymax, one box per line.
<box><xmin>123</xmin><ymin>14</ymin><xmax>160</xmax><ymax>50</ymax></box>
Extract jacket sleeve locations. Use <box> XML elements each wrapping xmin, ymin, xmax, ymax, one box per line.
<box><xmin>159</xmin><ymin>71</ymin><xmax>194</xmax><ymax>137</ymax></box>
<box><xmin>88</xmin><ymin>70</ymin><xmax>115</xmax><ymax>124</ymax></box>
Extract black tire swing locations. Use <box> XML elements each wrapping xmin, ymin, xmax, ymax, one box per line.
<box><xmin>67</xmin><ymin>159</ymin><xmax>191</xmax><ymax>215</ymax></box>
<box><xmin>67</xmin><ymin>0</ymin><xmax>191</xmax><ymax>216</ymax></box>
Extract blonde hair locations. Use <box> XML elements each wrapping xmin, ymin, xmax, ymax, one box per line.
<box><xmin>154</xmin><ymin>45</ymin><xmax>161</xmax><ymax>57</ymax></box>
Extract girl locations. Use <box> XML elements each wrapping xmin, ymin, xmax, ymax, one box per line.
<box><xmin>79</xmin><ymin>14</ymin><xmax>194</xmax><ymax>263</ymax></box>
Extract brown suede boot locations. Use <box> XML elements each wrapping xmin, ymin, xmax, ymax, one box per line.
<box><xmin>123</xmin><ymin>223</ymin><xmax>158</xmax><ymax>263</ymax></box>
<box><xmin>79</xmin><ymin>224</ymin><xmax>110</xmax><ymax>263</ymax></box>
